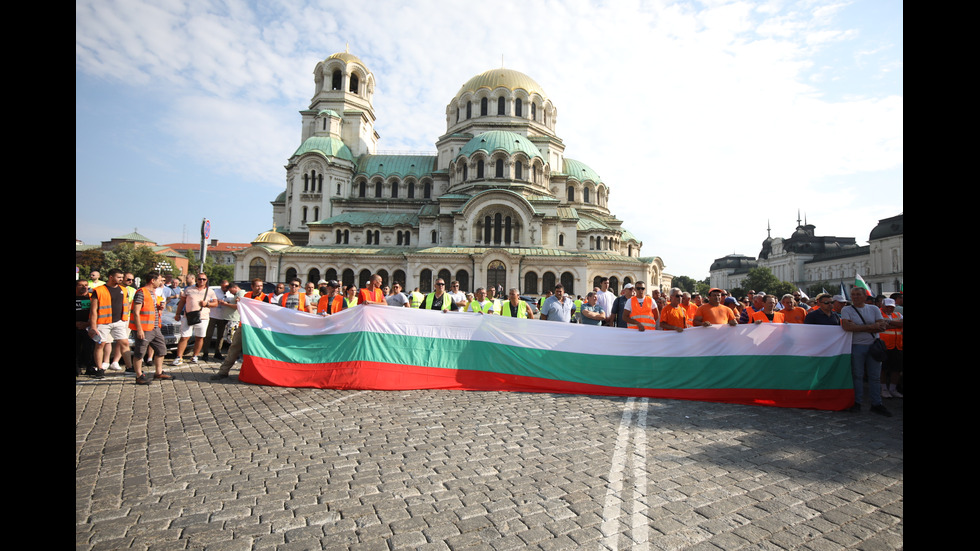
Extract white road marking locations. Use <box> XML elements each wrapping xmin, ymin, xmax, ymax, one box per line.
<box><xmin>276</xmin><ymin>391</ymin><xmax>362</xmax><ymax>419</ymax></box>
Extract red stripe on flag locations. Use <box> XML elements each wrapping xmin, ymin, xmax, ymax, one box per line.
<box><xmin>239</xmin><ymin>356</ymin><xmax>853</xmax><ymax>411</ymax></box>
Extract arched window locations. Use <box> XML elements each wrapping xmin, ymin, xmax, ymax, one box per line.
<box><xmin>497</xmin><ymin>97</ymin><xmax>505</xmax><ymax>115</ymax></box>
<box><xmin>303</xmin><ymin>173</ymin><xmax>309</xmax><ymax>191</ymax></box>
<box><xmin>342</xmin><ymin>269</ymin><xmax>355</xmax><ymax>288</ymax></box>
<box><xmin>349</xmin><ymin>74</ymin><xmax>359</xmax><ymax>94</ymax></box>
<box><xmin>393</xmin><ymin>270</ymin><xmax>406</xmax><ymax>286</ymax></box>
<box><xmin>373</xmin><ymin>230</ymin><xmax>380</xmax><ymax>244</ymax></box>
<box><xmin>466</xmin><ymin>101</ymin><xmax>472</xmax><ymax>119</ymax></box>
<box><xmin>375</xmin><ymin>181</ymin><xmax>382</xmax><ymax>198</ymax></box>
<box><xmin>624</xmin><ymin>277</ymin><xmax>632</xmax><ymax>286</ymax></box>
<box><xmin>515</xmin><ymin>163</ymin><xmax>522</xmax><ymax>180</ymax></box>
<box><xmin>628</xmin><ymin>245</ymin><xmax>632</xmax><ymax>256</ymax></box>
<box><xmin>308</xmin><ymin>268</ymin><xmax>320</xmax><ymax>285</ymax></box>
<box><xmin>438</xmin><ymin>269</ymin><xmax>452</xmax><ymax>284</ymax></box>
<box><xmin>317</xmin><ymin>174</ymin><xmax>323</xmax><ymax>192</ymax></box>
<box><xmin>397</xmin><ymin>231</ymin><xmax>403</xmax><ymax>246</ymax></box>
<box><xmin>495</xmin><ymin>159</ymin><xmax>504</xmax><ymax>178</ymax></box>
<box><xmin>583</xmin><ymin>188</ymin><xmax>590</xmax><ymax>203</ymax></box>
<box><xmin>493</xmin><ymin>213</ymin><xmax>502</xmax><ymax>244</ymax></box>
<box><xmin>359</xmin><ymin>181</ymin><xmax>366</xmax><ymax>197</ymax></box>
<box><xmin>524</xmin><ymin>271</ymin><xmax>538</xmax><ymax>295</ymax></box>
<box><xmin>336</xmin><ymin>229</ymin><xmax>343</xmax><ymax>244</ymax></box>
<box><xmin>561</xmin><ymin>272</ymin><xmax>574</xmax><ymax>295</ymax></box>
<box><xmin>420</xmin><ymin>269</ymin><xmax>432</xmax><ymax>293</ymax></box>
<box><xmin>313</xmin><ymin>207</ymin><xmax>319</xmax><ymax>221</ymax></box>
<box><xmin>477</xmin><ymin>160</ymin><xmax>484</xmax><ymax>179</ymax></box>
<box><xmin>344</xmin><ymin>230</ymin><xmax>349</xmax><ymax>244</ymax></box>
<box><xmin>515</xmin><ymin>98</ymin><xmax>522</xmax><ymax>117</ymax></box>
<box><xmin>504</xmin><ymin>216</ymin><xmax>512</xmax><ymax>244</ymax></box>
<box><xmin>358</xmin><ymin>269</ymin><xmax>371</xmax><ymax>289</ymax></box>
<box><xmin>248</xmin><ymin>258</ymin><xmax>266</xmax><ymax>281</ymax></box>
<box><xmin>483</xmin><ymin>216</ymin><xmax>492</xmax><ymax>244</ymax></box>
<box><xmin>431</xmin><ymin>230</ymin><xmax>437</xmax><ymax>243</ymax></box>
<box><xmin>455</xmin><ymin>270</ymin><xmax>469</xmax><ymax>292</ymax></box>
<box><xmin>325</xmin><ymin>268</ymin><xmax>338</xmax><ymax>282</ymax></box>
<box><xmin>593</xmin><ymin>276</ymin><xmax>603</xmax><ymax>289</ymax></box>
<box><xmin>462</xmin><ymin>164</ymin><xmax>467</xmax><ymax>182</ymax></box>
<box><xmin>404</xmin><ymin>231</ymin><xmax>410</xmax><ymax>246</ymax></box>
<box><xmin>480</xmin><ymin>97</ymin><xmax>488</xmax><ymax>116</ymax></box>
<box><xmin>408</xmin><ymin>181</ymin><xmax>415</xmax><ymax>198</ymax></box>
<box><xmin>302</xmin><ymin>206</ymin><xmax>308</xmax><ymax>223</ymax></box>
<box><xmin>532</xmin><ymin>103</ymin><xmax>537</xmax><ymax>121</ymax></box>
<box><xmin>285</xmin><ymin>267</ymin><xmax>298</xmax><ymax>282</ymax></box>
<box><xmin>331</xmin><ymin>70</ymin><xmax>342</xmax><ymax>90</ymax></box>
<box><xmin>567</xmin><ymin>186</ymin><xmax>575</xmax><ymax>202</ymax></box>
<box><xmin>609</xmin><ymin>276</ymin><xmax>619</xmax><ymax>294</ymax></box>
<box><xmin>366</xmin><ymin>231</ymin><xmax>373</xmax><ymax>245</ymax></box>
<box><xmin>542</xmin><ymin>272</ymin><xmax>556</xmax><ymax>293</ymax></box>
<box><xmin>558</xmin><ymin>234</ymin><xmax>565</xmax><ymax>247</ymax></box>
<box><xmin>456</xmin><ymin>107</ymin><xmax>460</xmax><ymax>122</ymax></box>
<box><xmin>378</xmin><ymin>270</ymin><xmax>389</xmax><ymax>287</ymax></box>
<box><xmin>423</xmin><ymin>181</ymin><xmax>431</xmax><ymax>199</ymax></box>
<box><xmin>391</xmin><ymin>180</ymin><xmax>399</xmax><ymax>198</ymax></box>
<box><xmin>589</xmin><ymin>236</ymin><xmax>595</xmax><ymax>250</ymax></box>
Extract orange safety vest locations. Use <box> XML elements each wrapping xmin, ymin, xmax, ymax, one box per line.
<box><xmin>245</xmin><ymin>291</ymin><xmax>270</xmax><ymax>303</ymax></box>
<box><xmin>749</xmin><ymin>310</ymin><xmax>776</xmax><ymax>323</ymax></box>
<box><xmin>317</xmin><ymin>294</ymin><xmax>344</xmax><ymax>315</ymax></box>
<box><xmin>880</xmin><ymin>311</ymin><xmax>903</xmax><ymax>350</ymax></box>
<box><xmin>279</xmin><ymin>292</ymin><xmax>307</xmax><ymax>310</ymax></box>
<box><xmin>129</xmin><ymin>287</ymin><xmax>159</xmax><ymax>331</ymax></box>
<box><xmin>627</xmin><ymin>296</ymin><xmax>657</xmax><ymax>330</ymax></box>
<box><xmin>358</xmin><ymin>287</ymin><xmax>385</xmax><ymax>305</ymax></box>
<box><xmin>94</xmin><ymin>284</ymin><xmax>131</xmax><ymax>325</ymax></box>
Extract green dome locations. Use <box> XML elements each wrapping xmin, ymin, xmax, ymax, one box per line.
<box><xmin>562</xmin><ymin>158</ymin><xmax>601</xmax><ymax>183</ymax></box>
<box><xmin>457</xmin><ymin>131</ymin><xmax>543</xmax><ymax>160</ymax></box>
<box><xmin>456</xmin><ymin>68</ymin><xmax>546</xmax><ymax>99</ymax></box>
<box><xmin>292</xmin><ymin>136</ymin><xmax>354</xmax><ymax>162</ymax></box>
<box><xmin>317</xmin><ymin>109</ymin><xmax>341</xmax><ymax>118</ymax></box>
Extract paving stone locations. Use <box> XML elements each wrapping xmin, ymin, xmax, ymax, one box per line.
<box><xmin>76</xmin><ymin>369</ymin><xmax>903</xmax><ymax>550</ymax></box>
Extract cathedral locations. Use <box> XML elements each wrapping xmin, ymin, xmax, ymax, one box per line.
<box><xmin>235</xmin><ymin>51</ymin><xmax>666</xmax><ymax>295</ymax></box>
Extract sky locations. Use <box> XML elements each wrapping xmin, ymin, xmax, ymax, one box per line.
<box><xmin>76</xmin><ymin>0</ymin><xmax>903</xmax><ymax>279</ymax></box>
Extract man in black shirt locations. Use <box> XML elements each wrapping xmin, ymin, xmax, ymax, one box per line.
<box><xmin>76</xmin><ymin>280</ymin><xmax>95</xmax><ymax>377</ymax></box>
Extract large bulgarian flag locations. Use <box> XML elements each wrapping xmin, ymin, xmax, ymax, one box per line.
<box><xmin>238</xmin><ymin>300</ymin><xmax>855</xmax><ymax>411</ymax></box>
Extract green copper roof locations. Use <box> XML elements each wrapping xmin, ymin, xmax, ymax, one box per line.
<box><xmin>577</xmin><ymin>213</ymin><xmax>612</xmax><ymax>231</ymax></box>
<box><xmin>312</xmin><ymin>212</ymin><xmax>419</xmax><ymax>227</ymax></box>
<box><xmin>621</xmin><ymin>228</ymin><xmax>640</xmax><ymax>242</ymax></box>
<box><xmin>317</xmin><ymin>109</ymin><xmax>341</xmax><ymax>118</ymax></box>
<box><xmin>457</xmin><ymin>131</ymin><xmax>543</xmax><ymax>160</ymax></box>
<box><xmin>273</xmin><ymin>191</ymin><xmax>286</xmax><ymax>203</ymax></box>
<box><xmin>113</xmin><ymin>231</ymin><xmax>155</xmax><ymax>242</ymax></box>
<box><xmin>356</xmin><ymin>155</ymin><xmax>437</xmax><ymax>178</ymax></box>
<box><xmin>293</xmin><ymin>136</ymin><xmax>355</xmax><ymax>162</ymax></box>
<box><xmin>561</xmin><ymin>158</ymin><xmax>602</xmax><ymax>183</ymax></box>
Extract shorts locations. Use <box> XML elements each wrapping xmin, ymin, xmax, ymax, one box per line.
<box><xmin>134</xmin><ymin>327</ymin><xmax>167</xmax><ymax>357</ymax></box>
<box><xmin>180</xmin><ymin>316</ymin><xmax>209</xmax><ymax>338</ymax></box>
<box><xmin>96</xmin><ymin>320</ymin><xmax>128</xmax><ymax>343</ymax></box>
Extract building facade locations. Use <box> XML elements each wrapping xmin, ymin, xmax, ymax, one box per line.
<box><xmin>235</xmin><ymin>51</ymin><xmax>665</xmax><ymax>295</ymax></box>
<box><xmin>709</xmin><ymin>214</ymin><xmax>903</xmax><ymax>295</ymax></box>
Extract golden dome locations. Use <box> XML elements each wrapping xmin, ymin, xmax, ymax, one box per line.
<box><xmin>326</xmin><ymin>51</ymin><xmax>365</xmax><ymax>66</ymax></box>
<box><xmin>455</xmin><ymin>68</ymin><xmax>547</xmax><ymax>99</ymax></box>
<box><xmin>252</xmin><ymin>230</ymin><xmax>293</xmax><ymax>246</ymax></box>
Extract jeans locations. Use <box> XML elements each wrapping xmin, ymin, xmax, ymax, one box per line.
<box><xmin>851</xmin><ymin>343</ymin><xmax>882</xmax><ymax>406</ymax></box>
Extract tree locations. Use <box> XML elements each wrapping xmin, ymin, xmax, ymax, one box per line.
<box><xmin>672</xmin><ymin>275</ymin><xmax>699</xmax><ymax>293</ymax></box>
<box><xmin>76</xmin><ymin>249</ymin><xmax>106</xmax><ymax>277</ymax></box>
<box><xmin>185</xmin><ymin>249</ymin><xmax>235</xmax><ymax>283</ymax></box>
<box><xmin>103</xmin><ymin>243</ymin><xmax>177</xmax><ymax>278</ymax></box>
<box><xmin>741</xmin><ymin>267</ymin><xmax>795</xmax><ymax>298</ymax></box>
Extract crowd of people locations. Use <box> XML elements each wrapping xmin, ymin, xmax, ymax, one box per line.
<box><xmin>77</xmin><ymin>270</ymin><xmax>903</xmax><ymax>415</ymax></box>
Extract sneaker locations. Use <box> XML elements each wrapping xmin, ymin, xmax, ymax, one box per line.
<box><xmin>870</xmin><ymin>404</ymin><xmax>893</xmax><ymax>417</ymax></box>
<box><xmin>890</xmin><ymin>388</ymin><xmax>904</xmax><ymax>398</ymax></box>
<box><xmin>101</xmin><ymin>362</ymin><xmax>110</xmax><ymax>370</ymax></box>
<box><xmin>135</xmin><ymin>374</ymin><xmax>152</xmax><ymax>385</ymax></box>
<box><xmin>108</xmin><ymin>361</ymin><xmax>124</xmax><ymax>371</ymax></box>
<box><xmin>200</xmin><ymin>355</ymin><xmax>210</xmax><ymax>362</ymax></box>
<box><xmin>154</xmin><ymin>372</ymin><xmax>174</xmax><ymax>380</ymax></box>
<box><xmin>190</xmin><ymin>356</ymin><xmax>199</xmax><ymax>364</ymax></box>
<box><xmin>172</xmin><ymin>358</ymin><xmax>183</xmax><ymax>366</ymax></box>
<box><xmin>881</xmin><ymin>388</ymin><xmax>893</xmax><ymax>399</ymax></box>
<box><xmin>209</xmin><ymin>373</ymin><xmax>229</xmax><ymax>380</ymax></box>
<box><xmin>91</xmin><ymin>368</ymin><xmax>106</xmax><ymax>380</ymax></box>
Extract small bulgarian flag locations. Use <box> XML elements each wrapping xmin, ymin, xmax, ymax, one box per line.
<box><xmin>854</xmin><ymin>274</ymin><xmax>873</xmax><ymax>296</ymax></box>
<box><xmin>237</xmin><ymin>300</ymin><xmax>856</xmax><ymax>411</ymax></box>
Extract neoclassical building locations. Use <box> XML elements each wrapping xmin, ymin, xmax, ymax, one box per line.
<box><xmin>709</xmin><ymin>214</ymin><xmax>904</xmax><ymax>295</ymax></box>
<box><xmin>235</xmin><ymin>51</ymin><xmax>666</xmax><ymax>295</ymax></box>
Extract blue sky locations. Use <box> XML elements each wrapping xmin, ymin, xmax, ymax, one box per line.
<box><xmin>76</xmin><ymin>0</ymin><xmax>902</xmax><ymax>279</ymax></box>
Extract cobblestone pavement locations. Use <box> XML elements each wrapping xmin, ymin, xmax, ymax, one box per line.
<box><xmin>76</xmin><ymin>362</ymin><xmax>903</xmax><ymax>550</ymax></box>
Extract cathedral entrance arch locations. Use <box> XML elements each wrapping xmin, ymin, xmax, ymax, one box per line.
<box><xmin>487</xmin><ymin>261</ymin><xmax>506</xmax><ymax>291</ymax></box>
